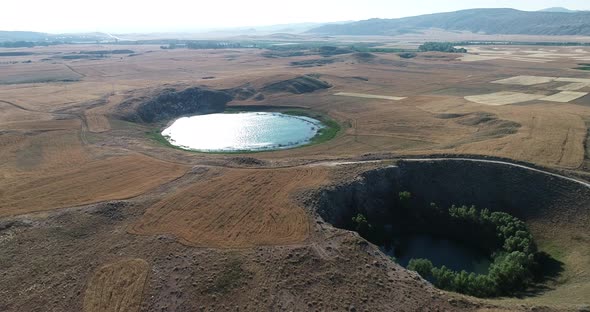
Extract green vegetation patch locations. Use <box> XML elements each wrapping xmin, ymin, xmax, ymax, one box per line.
<box><xmin>350</xmin><ymin>192</ymin><xmax>553</xmax><ymax>298</ymax></box>
<box><xmin>282</xmin><ymin>109</ymin><xmax>341</xmax><ymax>145</ymax></box>
<box><xmin>418</xmin><ymin>42</ymin><xmax>467</xmax><ymax>53</ymax></box>
<box><xmin>574</xmin><ymin>63</ymin><xmax>590</xmax><ymax>71</ymax></box>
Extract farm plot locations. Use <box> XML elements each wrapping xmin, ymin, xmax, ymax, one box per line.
<box><xmin>464</xmin><ymin>92</ymin><xmax>546</xmax><ymax>105</ymax></box>
<box><xmin>131</xmin><ymin>167</ymin><xmax>329</xmax><ymax>248</ymax></box>
<box><xmin>556</xmin><ymin>82</ymin><xmax>589</xmax><ymax>91</ymax></box>
<box><xmin>492</xmin><ymin>76</ymin><xmax>556</xmax><ymax>86</ymax></box>
<box><xmin>0</xmin><ymin>154</ymin><xmax>188</xmax><ymax>217</ymax></box>
<box><xmin>540</xmin><ymin>91</ymin><xmax>588</xmax><ymax>103</ymax></box>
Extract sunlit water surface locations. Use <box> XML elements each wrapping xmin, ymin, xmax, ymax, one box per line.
<box><xmin>162</xmin><ymin>112</ymin><xmax>324</xmax><ymax>152</ymax></box>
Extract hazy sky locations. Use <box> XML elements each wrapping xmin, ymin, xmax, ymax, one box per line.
<box><xmin>2</xmin><ymin>0</ymin><xmax>590</xmax><ymax>33</ymax></box>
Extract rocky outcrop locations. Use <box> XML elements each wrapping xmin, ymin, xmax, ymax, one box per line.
<box><xmin>262</xmin><ymin>75</ymin><xmax>332</xmax><ymax>94</ymax></box>
<box><xmin>125</xmin><ymin>87</ymin><xmax>233</xmax><ymax>123</ymax></box>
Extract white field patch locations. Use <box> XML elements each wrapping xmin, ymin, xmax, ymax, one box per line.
<box><xmin>540</xmin><ymin>91</ymin><xmax>588</xmax><ymax>103</ymax></box>
<box><xmin>460</xmin><ymin>46</ymin><xmax>590</xmax><ymax>63</ymax></box>
<box><xmin>492</xmin><ymin>76</ymin><xmax>556</xmax><ymax>86</ymax></box>
<box><xmin>556</xmin><ymin>77</ymin><xmax>590</xmax><ymax>84</ymax></box>
<box><xmin>334</xmin><ymin>92</ymin><xmax>406</xmax><ymax>101</ymax></box>
<box><xmin>464</xmin><ymin>92</ymin><xmax>546</xmax><ymax>106</ymax></box>
<box><xmin>557</xmin><ymin>83</ymin><xmax>590</xmax><ymax>91</ymax></box>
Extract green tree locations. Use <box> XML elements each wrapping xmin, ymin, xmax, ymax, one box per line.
<box><xmin>352</xmin><ymin>213</ymin><xmax>372</xmax><ymax>238</ymax></box>
<box><xmin>407</xmin><ymin>258</ymin><xmax>433</xmax><ymax>278</ymax></box>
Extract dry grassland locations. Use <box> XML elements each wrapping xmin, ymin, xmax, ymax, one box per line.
<box><xmin>334</xmin><ymin>92</ymin><xmax>406</xmax><ymax>101</ymax></box>
<box><xmin>1</xmin><ymin>119</ymin><xmax>81</xmax><ymax>131</ymax></box>
<box><xmin>452</xmin><ymin>108</ymin><xmax>586</xmax><ymax>168</ymax></box>
<box><xmin>85</xmin><ymin>113</ymin><xmax>111</xmax><ymax>132</ymax></box>
<box><xmin>0</xmin><ymin>154</ymin><xmax>188</xmax><ymax>217</ymax></box>
<box><xmin>131</xmin><ymin>167</ymin><xmax>329</xmax><ymax>248</ymax></box>
<box><xmin>83</xmin><ymin>258</ymin><xmax>149</xmax><ymax>312</ymax></box>
<box><xmin>0</xmin><ymin>63</ymin><xmax>82</xmax><ymax>84</ymax></box>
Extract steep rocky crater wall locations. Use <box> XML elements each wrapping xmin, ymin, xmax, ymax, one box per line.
<box><xmin>315</xmin><ymin>160</ymin><xmax>590</xmax><ymax>230</ymax></box>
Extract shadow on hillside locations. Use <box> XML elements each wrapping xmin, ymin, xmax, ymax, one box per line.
<box><xmin>513</xmin><ymin>252</ymin><xmax>565</xmax><ymax>298</ymax></box>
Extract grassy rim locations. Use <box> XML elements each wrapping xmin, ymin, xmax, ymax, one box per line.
<box><xmin>146</xmin><ymin>107</ymin><xmax>341</xmax><ymax>154</ymax></box>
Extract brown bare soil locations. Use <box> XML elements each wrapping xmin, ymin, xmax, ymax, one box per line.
<box><xmin>83</xmin><ymin>258</ymin><xmax>149</xmax><ymax>312</ymax></box>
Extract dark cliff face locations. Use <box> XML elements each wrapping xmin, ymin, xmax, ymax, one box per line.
<box><xmin>133</xmin><ymin>87</ymin><xmax>233</xmax><ymax>123</ymax></box>
<box><xmin>261</xmin><ymin>76</ymin><xmax>332</xmax><ymax>94</ymax></box>
<box><xmin>313</xmin><ymin>166</ymin><xmax>401</xmax><ymax>228</ymax></box>
<box><xmin>313</xmin><ymin>160</ymin><xmax>590</xmax><ymax>231</ymax></box>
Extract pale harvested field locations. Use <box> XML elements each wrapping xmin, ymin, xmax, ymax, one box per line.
<box><xmin>541</xmin><ymin>91</ymin><xmax>589</xmax><ymax>103</ymax></box>
<box><xmin>83</xmin><ymin>259</ymin><xmax>149</xmax><ymax>312</ymax></box>
<box><xmin>0</xmin><ymin>154</ymin><xmax>188</xmax><ymax>217</ymax></box>
<box><xmin>556</xmin><ymin>77</ymin><xmax>590</xmax><ymax>84</ymax></box>
<box><xmin>556</xmin><ymin>82</ymin><xmax>589</xmax><ymax>91</ymax></box>
<box><xmin>464</xmin><ymin>91</ymin><xmax>546</xmax><ymax>105</ymax></box>
<box><xmin>461</xmin><ymin>46</ymin><xmax>590</xmax><ymax>63</ymax></box>
<box><xmin>131</xmin><ymin>167</ymin><xmax>329</xmax><ymax>248</ymax></box>
<box><xmin>334</xmin><ymin>92</ymin><xmax>406</xmax><ymax>101</ymax></box>
<box><xmin>492</xmin><ymin>75</ymin><xmax>556</xmax><ymax>86</ymax></box>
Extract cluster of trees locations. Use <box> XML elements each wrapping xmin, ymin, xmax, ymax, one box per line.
<box><xmin>418</xmin><ymin>42</ymin><xmax>467</xmax><ymax>53</ymax></box>
<box><xmin>407</xmin><ymin>205</ymin><xmax>538</xmax><ymax>297</ymax></box>
<box><xmin>350</xmin><ymin>192</ymin><xmax>539</xmax><ymax>298</ymax></box>
<box><xmin>0</xmin><ymin>41</ymin><xmax>62</xmax><ymax>48</ymax></box>
<box><xmin>160</xmin><ymin>41</ymin><xmax>246</xmax><ymax>50</ymax></box>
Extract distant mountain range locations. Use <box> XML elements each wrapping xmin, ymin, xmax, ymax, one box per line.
<box><xmin>2</xmin><ymin>8</ymin><xmax>590</xmax><ymax>41</ymax></box>
<box><xmin>538</xmin><ymin>7</ymin><xmax>580</xmax><ymax>13</ymax></box>
<box><xmin>308</xmin><ymin>8</ymin><xmax>590</xmax><ymax>36</ymax></box>
<box><xmin>0</xmin><ymin>31</ymin><xmax>115</xmax><ymax>42</ymax></box>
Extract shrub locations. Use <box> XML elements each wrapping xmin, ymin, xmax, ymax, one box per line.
<box><xmin>407</xmin><ymin>258</ymin><xmax>433</xmax><ymax>279</ymax></box>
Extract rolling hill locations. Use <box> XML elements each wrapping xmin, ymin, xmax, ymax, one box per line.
<box><xmin>538</xmin><ymin>7</ymin><xmax>580</xmax><ymax>13</ymax></box>
<box><xmin>307</xmin><ymin>8</ymin><xmax>590</xmax><ymax>36</ymax></box>
<box><xmin>0</xmin><ymin>31</ymin><xmax>114</xmax><ymax>43</ymax></box>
